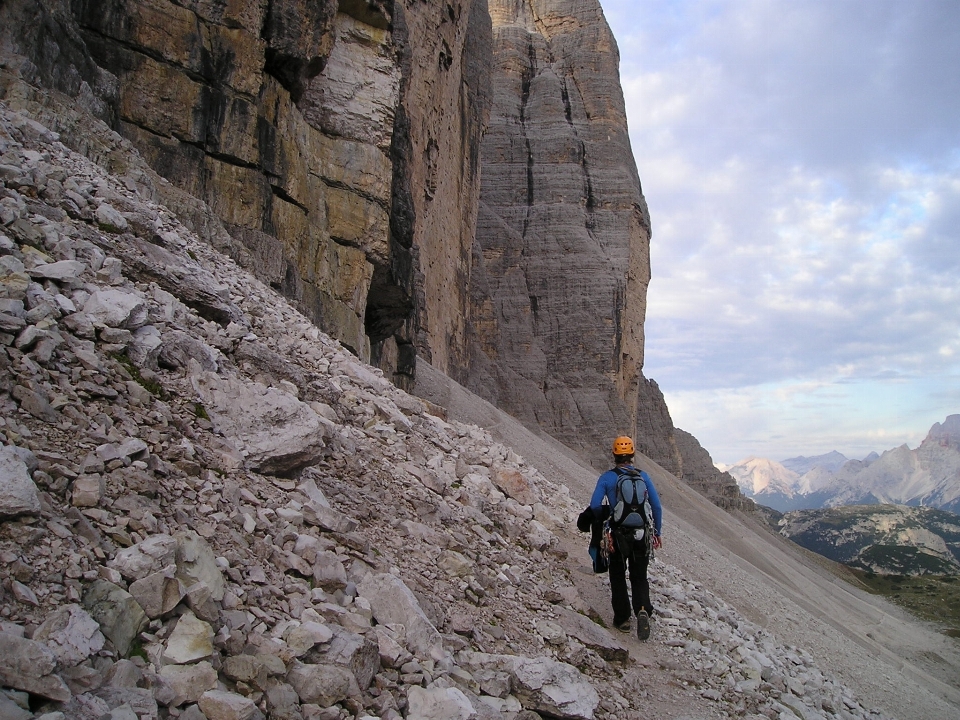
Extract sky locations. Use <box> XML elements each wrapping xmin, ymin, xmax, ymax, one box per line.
<box><xmin>600</xmin><ymin>0</ymin><xmax>960</xmax><ymax>466</ymax></box>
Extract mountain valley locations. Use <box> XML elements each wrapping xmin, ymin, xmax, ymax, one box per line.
<box><xmin>725</xmin><ymin>415</ymin><xmax>960</xmax><ymax>514</ymax></box>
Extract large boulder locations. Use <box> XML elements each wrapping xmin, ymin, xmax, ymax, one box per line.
<box><xmin>550</xmin><ymin>606</ymin><xmax>627</xmax><ymax>663</ymax></box>
<box><xmin>357</xmin><ymin>573</ymin><xmax>444</xmax><ymax>661</ymax></box>
<box><xmin>406</xmin><ymin>685</ymin><xmax>477</xmax><ymax>720</ymax></box>
<box><xmin>459</xmin><ymin>652</ymin><xmax>599</xmax><ymax>720</ymax></box>
<box><xmin>108</xmin><ymin>534</ymin><xmax>177</xmax><ymax>580</ymax></box>
<box><xmin>0</xmin><ymin>632</ymin><xmax>71</xmax><ymax>702</ymax></box>
<box><xmin>82</xmin><ymin>581</ymin><xmax>148</xmax><ymax>657</ymax></box>
<box><xmin>0</xmin><ymin>445</ymin><xmax>41</xmax><ymax>517</ymax></box>
<box><xmin>32</xmin><ymin>604</ymin><xmax>106</xmax><ymax>668</ymax></box>
<box><xmin>286</xmin><ymin>661</ymin><xmax>360</xmax><ymax>708</ymax></box>
<box><xmin>175</xmin><ymin>530</ymin><xmax>226</xmax><ymax>603</ymax></box>
<box><xmin>191</xmin><ymin>372</ymin><xmax>330</xmax><ymax>475</ymax></box>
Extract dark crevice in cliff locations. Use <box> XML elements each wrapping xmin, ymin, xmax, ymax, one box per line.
<box><xmin>581</xmin><ymin>141</ymin><xmax>597</xmax><ymax>212</ymax></box>
<box><xmin>519</xmin><ymin>37</ymin><xmax>536</xmax><ymax>232</ymax></box>
<box><xmin>316</xmin><ymin>177</ymin><xmax>390</xmax><ymax>212</ymax></box>
<box><xmin>560</xmin><ymin>81</ymin><xmax>573</xmax><ymax>125</ymax></box>
<box><xmin>269</xmin><ymin>184</ymin><xmax>309</xmax><ymax>214</ymax></box>
<box><xmin>559</xmin><ymin>76</ymin><xmax>598</xmax><ymax>214</ymax></box>
<box><xmin>438</xmin><ymin>39</ymin><xmax>453</xmax><ymax>71</ymax></box>
<box><xmin>365</xmin><ymin>262</ymin><xmax>415</xmax><ymax>343</ymax></box>
<box><xmin>372</xmin><ymin>2</ymin><xmax>418</xmax><ymax>369</ymax></box>
<box><xmin>612</xmin><ymin>281</ymin><xmax>624</xmax><ymax>370</ymax></box>
<box><xmin>260</xmin><ymin>0</ymin><xmax>335</xmax><ymax>103</ymax></box>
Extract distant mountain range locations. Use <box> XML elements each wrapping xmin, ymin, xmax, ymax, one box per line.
<box><xmin>778</xmin><ymin>505</ymin><xmax>960</xmax><ymax>575</ymax></box>
<box><xmin>722</xmin><ymin>415</ymin><xmax>960</xmax><ymax>514</ymax></box>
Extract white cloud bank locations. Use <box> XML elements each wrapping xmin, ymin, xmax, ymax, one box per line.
<box><xmin>602</xmin><ymin>0</ymin><xmax>960</xmax><ymax>464</ymax></box>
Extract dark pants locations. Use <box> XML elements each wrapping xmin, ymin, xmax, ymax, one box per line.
<box><xmin>609</xmin><ymin>530</ymin><xmax>652</xmax><ymax>625</ymax></box>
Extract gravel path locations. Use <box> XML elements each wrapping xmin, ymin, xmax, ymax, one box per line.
<box><xmin>415</xmin><ymin>358</ymin><xmax>960</xmax><ymax>719</ymax></box>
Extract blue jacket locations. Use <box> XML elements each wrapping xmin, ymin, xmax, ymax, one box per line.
<box><xmin>590</xmin><ymin>465</ymin><xmax>662</xmax><ymax>535</ymax></box>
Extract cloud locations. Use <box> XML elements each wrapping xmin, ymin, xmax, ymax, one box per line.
<box><xmin>601</xmin><ymin>0</ymin><xmax>960</xmax><ymax>462</ymax></box>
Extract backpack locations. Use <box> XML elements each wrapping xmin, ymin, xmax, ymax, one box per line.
<box><xmin>610</xmin><ymin>467</ymin><xmax>653</xmax><ymax>535</ymax></box>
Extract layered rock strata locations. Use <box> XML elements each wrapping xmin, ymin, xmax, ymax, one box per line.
<box><xmin>1</xmin><ymin>0</ymin><xmax>738</xmax><ymax>502</ymax></box>
<box><xmin>0</xmin><ymin>0</ymin><xmax>492</xmax><ymax>390</ymax></box>
<box><xmin>463</xmin><ymin>0</ymin><xmax>680</xmax><ymax>473</ymax></box>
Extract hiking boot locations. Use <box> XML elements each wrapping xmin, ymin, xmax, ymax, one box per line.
<box><xmin>636</xmin><ymin>610</ymin><xmax>650</xmax><ymax>641</ymax></box>
<box><xmin>614</xmin><ymin>617</ymin><xmax>632</xmax><ymax>633</ymax></box>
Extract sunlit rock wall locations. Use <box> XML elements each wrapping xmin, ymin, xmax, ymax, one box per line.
<box><xmin>0</xmin><ymin>0</ymin><xmax>492</xmax><ymax>389</ymax></box>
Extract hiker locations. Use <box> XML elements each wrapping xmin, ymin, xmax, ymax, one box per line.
<box><xmin>589</xmin><ymin>435</ymin><xmax>662</xmax><ymax>640</ymax></box>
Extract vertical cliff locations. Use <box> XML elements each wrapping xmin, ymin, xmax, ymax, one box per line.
<box><xmin>0</xmin><ymin>0</ymin><xmax>689</xmax><ymax>477</ymax></box>
<box><xmin>374</xmin><ymin>0</ymin><xmax>492</xmax><ymax>388</ymax></box>
<box><xmin>463</xmin><ymin>0</ymin><xmax>680</xmax><ymax>472</ymax></box>
<box><xmin>0</xmin><ymin>0</ymin><xmax>491</xmax><ymax>391</ymax></box>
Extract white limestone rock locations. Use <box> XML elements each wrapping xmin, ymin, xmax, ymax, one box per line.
<box><xmin>70</xmin><ymin>474</ymin><xmax>104</xmax><ymax>508</ymax></box>
<box><xmin>406</xmin><ymin>685</ymin><xmax>477</xmax><ymax>720</ymax></box>
<box><xmin>109</xmin><ymin>534</ymin><xmax>177</xmax><ymax>580</ymax></box>
<box><xmin>128</xmin><ymin>565</ymin><xmax>186</xmax><ymax>619</ymax></box>
<box><xmin>175</xmin><ymin>530</ymin><xmax>226</xmax><ymax>603</ymax></box>
<box><xmin>83</xmin><ymin>289</ymin><xmax>148</xmax><ymax>329</ymax></box>
<box><xmin>460</xmin><ymin>652</ymin><xmax>599</xmax><ymax>720</ymax></box>
<box><xmin>198</xmin><ymin>689</ymin><xmax>259</xmax><ymax>720</ymax></box>
<box><xmin>82</xmin><ymin>581</ymin><xmax>148</xmax><ymax>658</ymax></box>
<box><xmin>28</xmin><ymin>259</ymin><xmax>86</xmax><ymax>281</ymax></box>
<box><xmin>159</xmin><ymin>661</ymin><xmax>218</xmax><ymax>705</ymax></box>
<box><xmin>0</xmin><ymin>632</ymin><xmax>71</xmax><ymax>702</ymax></box>
<box><xmin>357</xmin><ymin>573</ymin><xmax>445</xmax><ymax>661</ymax></box>
<box><xmin>191</xmin><ymin>372</ymin><xmax>330</xmax><ymax>475</ymax></box>
<box><xmin>0</xmin><ymin>446</ymin><xmax>40</xmax><ymax>518</ymax></box>
<box><xmin>286</xmin><ymin>661</ymin><xmax>360</xmax><ymax>708</ymax></box>
<box><xmin>163</xmin><ymin>612</ymin><xmax>214</xmax><ymax>665</ymax></box>
<box><xmin>32</xmin><ymin>604</ymin><xmax>106</xmax><ymax>669</ymax></box>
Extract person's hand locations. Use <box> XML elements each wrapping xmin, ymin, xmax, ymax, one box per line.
<box><xmin>652</xmin><ymin>534</ymin><xmax>662</xmax><ymax>550</ymax></box>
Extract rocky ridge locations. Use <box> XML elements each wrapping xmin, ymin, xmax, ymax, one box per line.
<box><xmin>727</xmin><ymin>416</ymin><xmax>960</xmax><ymax>514</ymax></box>
<box><xmin>0</xmin><ymin>100</ymin><xmax>900</xmax><ymax>720</ymax></box>
<box><xmin>674</xmin><ymin>429</ymin><xmax>753</xmax><ymax>512</ymax></box>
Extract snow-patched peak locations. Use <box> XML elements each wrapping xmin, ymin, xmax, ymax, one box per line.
<box><xmin>727</xmin><ymin>415</ymin><xmax>960</xmax><ymax>513</ymax></box>
<box><xmin>725</xmin><ymin>457</ymin><xmax>800</xmax><ymax>496</ymax></box>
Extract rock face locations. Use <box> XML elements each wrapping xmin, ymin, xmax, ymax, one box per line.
<box><xmin>674</xmin><ymin>429</ymin><xmax>754</xmax><ymax>511</ymax></box>
<box><xmin>460</xmin><ymin>0</ymin><xmax>680</xmax><ymax>473</ymax></box>
<box><xmin>0</xmin><ymin>0</ymin><xmax>492</xmax><ymax>391</ymax></box>
<box><xmin>0</xmin><ymin>0</ymin><xmax>731</xmax><ymax>506</ymax></box>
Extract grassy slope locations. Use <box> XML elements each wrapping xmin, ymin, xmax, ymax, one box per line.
<box><xmin>754</xmin><ymin>504</ymin><xmax>960</xmax><ymax>637</ymax></box>
<box><xmin>851</xmin><ymin>570</ymin><xmax>960</xmax><ymax>638</ymax></box>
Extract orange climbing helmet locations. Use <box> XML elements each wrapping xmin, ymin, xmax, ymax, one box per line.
<box><xmin>612</xmin><ymin>436</ymin><xmax>635</xmax><ymax>455</ymax></box>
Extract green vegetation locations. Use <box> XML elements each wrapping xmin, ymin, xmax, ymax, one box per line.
<box><xmin>127</xmin><ymin>637</ymin><xmax>149</xmax><ymax>661</ymax></box>
<box><xmin>850</xmin><ymin>568</ymin><xmax>960</xmax><ymax>638</ymax></box>
<box><xmin>855</xmin><ymin>545</ymin><xmax>958</xmax><ymax>575</ymax></box>
<box><xmin>779</xmin><ymin>504</ymin><xmax>960</xmax><ymax>576</ymax></box>
<box><xmin>110</xmin><ymin>352</ymin><xmax>165</xmax><ymax>398</ymax></box>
